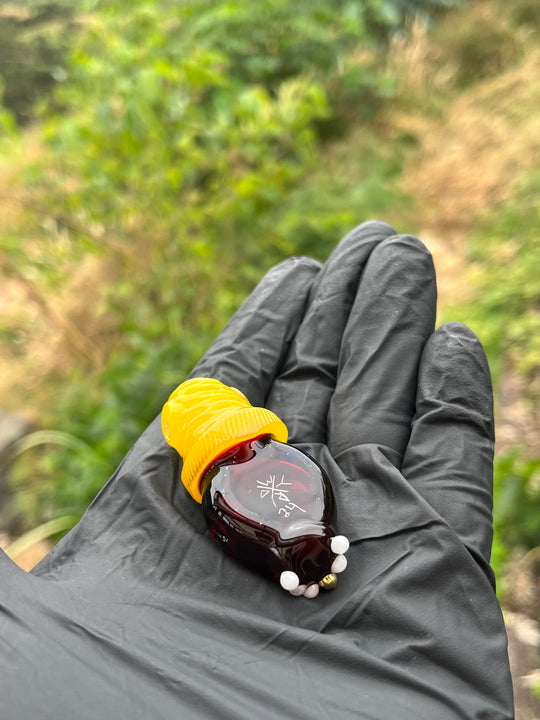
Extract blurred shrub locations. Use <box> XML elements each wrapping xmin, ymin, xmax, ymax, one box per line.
<box><xmin>509</xmin><ymin>0</ymin><xmax>540</xmax><ymax>30</ymax></box>
<box><xmin>3</xmin><ymin>0</ymin><xmax>461</xmax><ymax>525</ymax></box>
<box><xmin>0</xmin><ymin>1</ymin><xmax>77</xmax><ymax>125</ymax></box>
<box><xmin>453</xmin><ymin>171</ymin><xmax>540</xmax><ymax>592</ymax></box>
<box><xmin>460</xmin><ymin>172</ymin><xmax>540</xmax><ymax>389</ymax></box>
<box><xmin>429</xmin><ymin>0</ymin><xmax>526</xmax><ymax>89</ymax></box>
<box><xmin>492</xmin><ymin>449</ymin><xmax>540</xmax><ymax>580</ymax></box>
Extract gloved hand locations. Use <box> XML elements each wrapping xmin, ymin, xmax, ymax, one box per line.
<box><xmin>0</xmin><ymin>221</ymin><xmax>513</xmax><ymax>719</ymax></box>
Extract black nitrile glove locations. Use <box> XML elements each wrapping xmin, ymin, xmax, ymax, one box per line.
<box><xmin>0</xmin><ymin>222</ymin><xmax>513</xmax><ymax>719</ymax></box>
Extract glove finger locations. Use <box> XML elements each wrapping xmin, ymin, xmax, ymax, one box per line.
<box><xmin>401</xmin><ymin>322</ymin><xmax>495</xmax><ymax>568</ymax></box>
<box><xmin>328</xmin><ymin>234</ymin><xmax>436</xmax><ymax>461</ymax></box>
<box><xmin>267</xmin><ymin>220</ymin><xmax>397</xmax><ymax>442</ymax></box>
<box><xmin>189</xmin><ymin>256</ymin><xmax>321</xmax><ymax>406</ymax></box>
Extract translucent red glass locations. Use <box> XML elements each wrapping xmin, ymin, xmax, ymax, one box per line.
<box><xmin>201</xmin><ymin>435</ymin><xmax>337</xmax><ymax>586</ymax></box>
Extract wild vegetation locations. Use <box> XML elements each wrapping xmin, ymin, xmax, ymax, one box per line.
<box><xmin>0</xmin><ymin>0</ymin><xmax>538</xmax><ymax>622</ymax></box>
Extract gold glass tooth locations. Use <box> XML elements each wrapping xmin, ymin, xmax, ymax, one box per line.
<box><xmin>319</xmin><ymin>573</ymin><xmax>337</xmax><ymax>590</ymax></box>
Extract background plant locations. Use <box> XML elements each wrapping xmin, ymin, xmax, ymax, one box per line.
<box><xmin>1</xmin><ymin>0</ymin><xmax>460</xmax><ymax>526</ymax></box>
<box><xmin>2</xmin><ymin>0</ymin><xmax>538</xmax><ymax>616</ymax></box>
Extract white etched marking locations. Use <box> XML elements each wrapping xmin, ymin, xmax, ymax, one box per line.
<box><xmin>257</xmin><ymin>474</ymin><xmax>306</xmax><ymax>516</ymax></box>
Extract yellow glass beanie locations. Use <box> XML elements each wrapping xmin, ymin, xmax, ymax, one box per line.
<box><xmin>161</xmin><ymin>378</ymin><xmax>288</xmax><ymax>503</ymax></box>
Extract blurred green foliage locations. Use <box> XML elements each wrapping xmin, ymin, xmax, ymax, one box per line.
<box><xmin>3</xmin><ymin>0</ymin><xmax>458</xmax><ymax>524</ymax></box>
<box><xmin>0</xmin><ymin>1</ymin><xmax>77</xmax><ymax>126</ymax></box>
<box><xmin>460</xmin><ymin>173</ymin><xmax>540</xmax><ymax>385</ymax></box>
<box><xmin>453</xmin><ymin>172</ymin><xmax>540</xmax><ymax>584</ymax></box>
<box><xmin>492</xmin><ymin>450</ymin><xmax>540</xmax><ymax>571</ymax></box>
<box><xmin>3</xmin><ymin>0</ymin><xmax>540</xmax><ymax>599</ymax></box>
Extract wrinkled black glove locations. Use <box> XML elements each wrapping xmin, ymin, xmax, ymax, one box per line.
<box><xmin>0</xmin><ymin>222</ymin><xmax>513</xmax><ymax>719</ymax></box>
